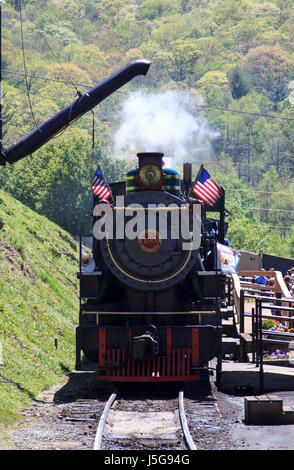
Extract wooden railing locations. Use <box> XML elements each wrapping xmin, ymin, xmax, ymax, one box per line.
<box><xmin>231</xmin><ymin>273</ymin><xmax>241</xmax><ymax>320</ymax></box>
<box><xmin>238</xmin><ymin>270</ymin><xmax>291</xmax><ymax>297</ymax></box>
<box><xmin>231</xmin><ymin>270</ymin><xmax>292</xmax><ymax>324</ymax></box>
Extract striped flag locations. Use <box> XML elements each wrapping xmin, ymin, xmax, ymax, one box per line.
<box><xmin>192</xmin><ymin>167</ymin><xmax>222</xmax><ymax>207</ymax></box>
<box><xmin>92</xmin><ymin>166</ymin><xmax>111</xmax><ymax>202</ymax></box>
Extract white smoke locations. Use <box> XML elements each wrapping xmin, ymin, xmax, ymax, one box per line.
<box><xmin>112</xmin><ymin>90</ymin><xmax>219</xmax><ymax>167</ymax></box>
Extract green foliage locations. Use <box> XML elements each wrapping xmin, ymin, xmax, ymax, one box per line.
<box><xmin>229</xmin><ymin>66</ymin><xmax>252</xmax><ymax>99</ymax></box>
<box><xmin>1</xmin><ymin>0</ymin><xmax>294</xmax><ymax>254</ymax></box>
<box><xmin>262</xmin><ymin>319</ymin><xmax>276</xmax><ymax>330</ymax></box>
<box><xmin>197</xmin><ymin>70</ymin><xmax>231</xmax><ymax>106</ymax></box>
<box><xmin>137</xmin><ymin>0</ymin><xmax>180</xmax><ymax>21</ymax></box>
<box><xmin>0</xmin><ymin>128</ymin><xmax>129</xmax><ymax>234</ymax></box>
<box><xmin>211</xmin><ymin>164</ymin><xmax>293</xmax><ymax>256</ymax></box>
<box><xmin>244</xmin><ymin>45</ymin><xmax>291</xmax><ymax>109</ymax></box>
<box><xmin>169</xmin><ymin>39</ymin><xmax>202</xmax><ymax>83</ymax></box>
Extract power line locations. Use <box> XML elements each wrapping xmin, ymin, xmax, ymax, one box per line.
<box><xmin>38</xmin><ymin>31</ymin><xmax>82</xmax><ymax>97</ymax></box>
<box><xmin>227</xmin><ymin>188</ymin><xmax>294</xmax><ymax>195</ymax></box>
<box><xmin>231</xmin><ymin>161</ymin><xmax>294</xmax><ymax>171</ymax></box>
<box><xmin>236</xmin><ymin>207</ymin><xmax>294</xmax><ymax>213</ymax></box>
<box><xmin>3</xmin><ymin>69</ymin><xmax>92</xmax><ymax>88</ymax></box>
<box><xmin>5</xmin><ymin>1</ymin><xmax>294</xmax><ymax>126</ymax></box>
<box><xmin>4</xmin><ymin>69</ymin><xmax>294</xmax><ymax>122</ymax></box>
<box><xmin>3</xmin><ymin>69</ymin><xmax>126</xmax><ymax>93</ymax></box>
<box><xmin>196</xmin><ymin>103</ymin><xmax>294</xmax><ymax>121</ymax></box>
<box><xmin>268</xmin><ymin>226</ymin><xmax>293</xmax><ymax>229</ymax></box>
<box><xmin>19</xmin><ymin>0</ymin><xmax>38</xmax><ymax>128</ymax></box>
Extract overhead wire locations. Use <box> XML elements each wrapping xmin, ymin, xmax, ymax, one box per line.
<box><xmin>5</xmin><ymin>0</ymin><xmax>294</xmax><ymax>127</ymax></box>
<box><xmin>37</xmin><ymin>31</ymin><xmax>82</xmax><ymax>98</ymax></box>
<box><xmin>226</xmin><ymin>188</ymin><xmax>294</xmax><ymax>195</ymax></box>
<box><xmin>231</xmin><ymin>161</ymin><xmax>294</xmax><ymax>171</ymax></box>
<box><xmin>195</xmin><ymin>103</ymin><xmax>294</xmax><ymax>121</ymax></box>
<box><xmin>3</xmin><ymin>68</ymin><xmax>94</xmax><ymax>89</ymax></box>
<box><xmin>239</xmin><ymin>207</ymin><xmax>294</xmax><ymax>213</ymax></box>
<box><xmin>18</xmin><ymin>0</ymin><xmax>39</xmax><ymax>128</ymax></box>
<box><xmin>3</xmin><ymin>69</ymin><xmax>294</xmax><ymax>121</ymax></box>
<box><xmin>9</xmin><ymin>1</ymin><xmax>294</xmax><ymax>219</ymax></box>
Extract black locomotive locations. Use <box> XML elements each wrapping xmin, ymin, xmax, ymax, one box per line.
<box><xmin>77</xmin><ymin>150</ymin><xmax>228</xmax><ymax>383</ymax></box>
<box><xmin>1</xmin><ymin>60</ymin><xmax>229</xmax><ymax>384</ymax></box>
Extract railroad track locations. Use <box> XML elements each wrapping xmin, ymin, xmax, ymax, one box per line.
<box><xmin>93</xmin><ymin>388</ymin><xmax>197</xmax><ymax>451</ymax></box>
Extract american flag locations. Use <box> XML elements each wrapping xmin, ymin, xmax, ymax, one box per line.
<box><xmin>92</xmin><ymin>166</ymin><xmax>111</xmax><ymax>202</ymax></box>
<box><xmin>192</xmin><ymin>167</ymin><xmax>222</xmax><ymax>207</ymax></box>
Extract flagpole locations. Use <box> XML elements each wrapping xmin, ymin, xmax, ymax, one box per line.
<box><xmin>90</xmin><ymin>111</ymin><xmax>115</xmax><ymax>204</ymax></box>
<box><xmin>185</xmin><ymin>163</ymin><xmax>203</xmax><ymax>201</ymax></box>
<box><xmin>98</xmin><ymin>164</ymin><xmax>115</xmax><ymax>204</ymax></box>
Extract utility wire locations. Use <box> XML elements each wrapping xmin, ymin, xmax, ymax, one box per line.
<box><xmin>235</xmin><ymin>207</ymin><xmax>294</xmax><ymax>213</ymax></box>
<box><xmin>19</xmin><ymin>0</ymin><xmax>38</xmax><ymax>128</ymax></box>
<box><xmin>226</xmin><ymin>188</ymin><xmax>294</xmax><ymax>195</ymax></box>
<box><xmin>4</xmin><ymin>69</ymin><xmax>294</xmax><ymax>121</ymax></box>
<box><xmin>3</xmin><ymin>69</ymin><xmax>94</xmax><ymax>89</ymax></box>
<box><xmin>196</xmin><ymin>103</ymin><xmax>294</xmax><ymax>121</ymax></box>
<box><xmin>38</xmin><ymin>32</ymin><xmax>82</xmax><ymax>98</ymax></box>
<box><xmin>268</xmin><ymin>226</ymin><xmax>293</xmax><ymax>229</ymax></box>
<box><xmin>231</xmin><ymin>161</ymin><xmax>294</xmax><ymax>171</ymax></box>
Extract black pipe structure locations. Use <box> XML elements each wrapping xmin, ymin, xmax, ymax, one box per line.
<box><xmin>0</xmin><ymin>59</ymin><xmax>150</xmax><ymax>166</ymax></box>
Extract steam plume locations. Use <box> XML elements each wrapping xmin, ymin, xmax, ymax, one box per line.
<box><xmin>113</xmin><ymin>90</ymin><xmax>218</xmax><ymax>167</ymax></box>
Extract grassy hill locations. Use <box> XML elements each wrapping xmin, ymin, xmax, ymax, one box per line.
<box><xmin>0</xmin><ymin>189</ymin><xmax>79</xmax><ymax>431</ymax></box>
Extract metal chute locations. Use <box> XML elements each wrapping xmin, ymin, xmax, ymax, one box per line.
<box><xmin>0</xmin><ymin>59</ymin><xmax>150</xmax><ymax>165</ymax></box>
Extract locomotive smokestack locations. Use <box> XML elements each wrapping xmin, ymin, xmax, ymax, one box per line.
<box><xmin>137</xmin><ymin>152</ymin><xmax>164</xmax><ymax>168</ymax></box>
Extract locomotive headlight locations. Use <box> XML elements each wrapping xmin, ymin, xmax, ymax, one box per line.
<box><xmin>137</xmin><ymin>163</ymin><xmax>163</xmax><ymax>189</ymax></box>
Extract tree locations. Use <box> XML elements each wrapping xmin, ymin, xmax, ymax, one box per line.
<box><xmin>137</xmin><ymin>0</ymin><xmax>180</xmax><ymax>21</ymax></box>
<box><xmin>228</xmin><ymin>66</ymin><xmax>251</xmax><ymax>99</ymax></box>
<box><xmin>63</xmin><ymin>44</ymin><xmax>109</xmax><ymax>82</ymax></box>
<box><xmin>0</xmin><ymin>128</ymin><xmax>129</xmax><ymax>234</ymax></box>
<box><xmin>5</xmin><ymin>0</ymin><xmax>33</xmax><ymax>10</ymax></box>
<box><xmin>2</xmin><ymin>85</ymin><xmax>16</xmax><ymax>140</ymax></box>
<box><xmin>258</xmin><ymin>166</ymin><xmax>294</xmax><ymax>231</ymax></box>
<box><xmin>212</xmin><ymin>0</ymin><xmax>247</xmax><ymax>27</ymax></box>
<box><xmin>196</xmin><ymin>70</ymin><xmax>231</xmax><ymax>106</ymax></box>
<box><xmin>169</xmin><ymin>39</ymin><xmax>202</xmax><ymax>82</ymax></box>
<box><xmin>93</xmin><ymin>0</ymin><xmax>131</xmax><ymax>27</ymax></box>
<box><xmin>115</xmin><ymin>16</ymin><xmax>148</xmax><ymax>50</ymax></box>
<box><xmin>244</xmin><ymin>45</ymin><xmax>291</xmax><ymax>110</ymax></box>
<box><xmin>150</xmin><ymin>13</ymin><xmax>203</xmax><ymax>47</ymax></box>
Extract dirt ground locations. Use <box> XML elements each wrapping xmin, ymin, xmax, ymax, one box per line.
<box><xmin>1</xmin><ymin>363</ymin><xmax>294</xmax><ymax>451</ymax></box>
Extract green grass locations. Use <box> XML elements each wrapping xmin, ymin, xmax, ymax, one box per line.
<box><xmin>0</xmin><ymin>189</ymin><xmax>79</xmax><ymax>432</ymax></box>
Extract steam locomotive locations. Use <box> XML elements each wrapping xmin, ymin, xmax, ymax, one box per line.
<box><xmin>1</xmin><ymin>60</ymin><xmax>229</xmax><ymax>384</ymax></box>
<box><xmin>76</xmin><ymin>150</ymin><xmax>229</xmax><ymax>384</ymax></box>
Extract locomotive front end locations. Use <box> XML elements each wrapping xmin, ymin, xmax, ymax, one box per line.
<box><xmin>77</xmin><ymin>152</ymin><xmax>225</xmax><ymax>383</ymax></box>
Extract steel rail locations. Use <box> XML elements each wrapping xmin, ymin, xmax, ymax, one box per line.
<box><xmin>93</xmin><ymin>389</ymin><xmax>196</xmax><ymax>450</ymax></box>
<box><xmin>93</xmin><ymin>391</ymin><xmax>117</xmax><ymax>450</ymax></box>
<box><xmin>178</xmin><ymin>390</ymin><xmax>197</xmax><ymax>450</ymax></box>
